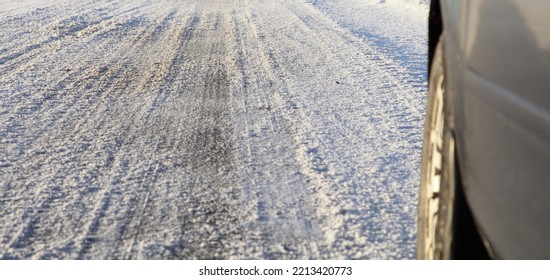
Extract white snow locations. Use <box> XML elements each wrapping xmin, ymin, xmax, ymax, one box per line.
<box><xmin>0</xmin><ymin>0</ymin><xmax>428</xmax><ymax>259</ymax></box>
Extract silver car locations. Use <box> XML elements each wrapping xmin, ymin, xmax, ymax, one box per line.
<box><xmin>417</xmin><ymin>0</ymin><xmax>550</xmax><ymax>259</ymax></box>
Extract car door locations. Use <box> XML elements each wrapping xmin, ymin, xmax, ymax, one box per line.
<box><xmin>446</xmin><ymin>0</ymin><xmax>550</xmax><ymax>259</ymax></box>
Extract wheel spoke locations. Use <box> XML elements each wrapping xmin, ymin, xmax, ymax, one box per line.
<box><xmin>422</xmin><ymin>68</ymin><xmax>445</xmax><ymax>259</ymax></box>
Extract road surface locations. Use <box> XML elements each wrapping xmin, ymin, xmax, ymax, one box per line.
<box><xmin>0</xmin><ymin>0</ymin><xmax>428</xmax><ymax>259</ymax></box>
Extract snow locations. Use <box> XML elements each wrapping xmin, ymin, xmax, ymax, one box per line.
<box><xmin>0</xmin><ymin>0</ymin><xmax>428</xmax><ymax>259</ymax></box>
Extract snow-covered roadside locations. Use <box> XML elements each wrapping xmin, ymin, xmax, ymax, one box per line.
<box><xmin>307</xmin><ymin>0</ymin><xmax>429</xmax><ymax>89</ymax></box>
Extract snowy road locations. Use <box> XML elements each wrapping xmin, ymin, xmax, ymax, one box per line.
<box><xmin>0</xmin><ymin>0</ymin><xmax>428</xmax><ymax>259</ymax></box>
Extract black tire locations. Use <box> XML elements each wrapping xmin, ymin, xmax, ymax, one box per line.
<box><xmin>417</xmin><ymin>36</ymin><xmax>489</xmax><ymax>260</ymax></box>
<box><xmin>417</xmin><ymin>35</ymin><xmax>450</xmax><ymax>260</ymax></box>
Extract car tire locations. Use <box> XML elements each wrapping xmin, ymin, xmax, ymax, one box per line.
<box><xmin>417</xmin><ymin>36</ymin><xmax>490</xmax><ymax>260</ymax></box>
<box><xmin>417</xmin><ymin>35</ymin><xmax>452</xmax><ymax>260</ymax></box>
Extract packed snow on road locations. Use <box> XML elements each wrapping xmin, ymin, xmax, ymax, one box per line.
<box><xmin>0</xmin><ymin>0</ymin><xmax>428</xmax><ymax>259</ymax></box>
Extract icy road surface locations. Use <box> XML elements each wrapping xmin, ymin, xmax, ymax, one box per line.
<box><xmin>0</xmin><ymin>0</ymin><xmax>428</xmax><ymax>259</ymax></box>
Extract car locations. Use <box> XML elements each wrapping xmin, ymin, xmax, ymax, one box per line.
<box><xmin>417</xmin><ymin>0</ymin><xmax>550</xmax><ymax>259</ymax></box>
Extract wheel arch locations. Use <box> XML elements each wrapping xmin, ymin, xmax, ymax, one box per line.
<box><xmin>428</xmin><ymin>0</ymin><xmax>443</xmax><ymax>76</ymax></box>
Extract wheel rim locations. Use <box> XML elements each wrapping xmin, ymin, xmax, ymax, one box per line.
<box><xmin>423</xmin><ymin>72</ymin><xmax>445</xmax><ymax>259</ymax></box>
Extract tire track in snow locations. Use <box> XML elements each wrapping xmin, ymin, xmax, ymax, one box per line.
<box><xmin>76</xmin><ymin>6</ymin><xmax>194</xmax><ymax>259</ymax></box>
<box><xmin>164</xmin><ymin>5</ymin><xmax>244</xmax><ymax>260</ymax></box>
<box><xmin>1</xmin><ymin>1</ymin><xmax>203</xmax><ymax>259</ymax></box>
<box><xmin>244</xmin><ymin>0</ymin><xmax>423</xmax><ymax>258</ymax></box>
<box><xmin>227</xmin><ymin>2</ymin><xmax>329</xmax><ymax>259</ymax></box>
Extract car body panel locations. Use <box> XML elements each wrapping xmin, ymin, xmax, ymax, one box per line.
<box><xmin>440</xmin><ymin>0</ymin><xmax>550</xmax><ymax>259</ymax></box>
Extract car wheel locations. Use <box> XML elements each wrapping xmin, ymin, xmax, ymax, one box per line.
<box><xmin>417</xmin><ymin>36</ymin><xmax>490</xmax><ymax>260</ymax></box>
<box><xmin>417</xmin><ymin>35</ymin><xmax>452</xmax><ymax>260</ymax></box>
